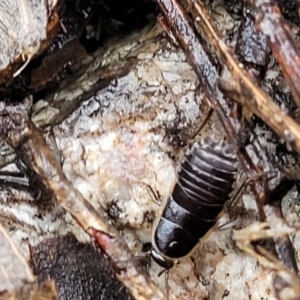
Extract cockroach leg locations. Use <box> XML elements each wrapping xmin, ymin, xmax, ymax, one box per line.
<box><xmin>130</xmin><ymin>181</ymin><xmax>162</xmax><ymax>205</ymax></box>
<box><xmin>190</xmin><ymin>106</ymin><xmax>214</xmax><ymax>140</ymax></box>
<box><xmin>219</xmin><ymin>172</ymin><xmax>268</xmax><ymax>231</ymax></box>
<box><xmin>226</xmin><ymin>173</ymin><xmax>260</xmax><ymax>211</ymax></box>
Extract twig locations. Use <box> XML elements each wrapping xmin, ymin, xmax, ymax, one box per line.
<box><xmin>154</xmin><ymin>0</ymin><xmax>298</xmax><ymax>273</ymax></box>
<box><xmin>0</xmin><ymin>98</ymin><xmax>169</xmax><ymax>300</ymax></box>
<box><xmin>188</xmin><ymin>0</ymin><xmax>300</xmax><ymax>154</ymax></box>
<box><xmin>234</xmin><ymin>220</ymin><xmax>300</xmax><ymax>300</ymax></box>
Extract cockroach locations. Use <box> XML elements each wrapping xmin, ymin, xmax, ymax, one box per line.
<box><xmin>150</xmin><ymin>136</ymin><xmax>238</xmax><ymax>270</ymax></box>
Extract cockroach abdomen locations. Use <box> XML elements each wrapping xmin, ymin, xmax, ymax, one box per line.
<box><xmin>152</xmin><ymin>137</ymin><xmax>237</xmax><ymax>262</ymax></box>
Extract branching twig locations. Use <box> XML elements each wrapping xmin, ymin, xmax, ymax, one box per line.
<box><xmin>154</xmin><ymin>0</ymin><xmax>298</xmax><ymax>273</ymax></box>
<box><xmin>188</xmin><ymin>0</ymin><xmax>300</xmax><ymax>154</ymax></box>
<box><xmin>234</xmin><ymin>220</ymin><xmax>300</xmax><ymax>300</ymax></box>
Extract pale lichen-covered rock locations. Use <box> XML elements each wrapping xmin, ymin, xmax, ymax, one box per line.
<box><xmin>37</xmin><ymin>24</ymin><xmax>300</xmax><ymax>299</ymax></box>
<box><xmin>0</xmin><ymin>2</ymin><xmax>300</xmax><ymax>299</ymax></box>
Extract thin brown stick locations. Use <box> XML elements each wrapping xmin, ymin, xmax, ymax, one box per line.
<box><xmin>156</xmin><ymin>0</ymin><xmax>276</xmax><ymax>202</ymax></box>
<box><xmin>234</xmin><ymin>221</ymin><xmax>300</xmax><ymax>300</ymax></box>
<box><xmin>0</xmin><ymin>98</ymin><xmax>169</xmax><ymax>300</ymax></box>
<box><xmin>154</xmin><ymin>0</ymin><xmax>298</xmax><ymax>274</ymax></box>
<box><xmin>188</xmin><ymin>0</ymin><xmax>300</xmax><ymax>154</ymax></box>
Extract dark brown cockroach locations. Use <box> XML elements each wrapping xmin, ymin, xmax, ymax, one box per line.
<box><xmin>150</xmin><ymin>136</ymin><xmax>237</xmax><ymax>269</ymax></box>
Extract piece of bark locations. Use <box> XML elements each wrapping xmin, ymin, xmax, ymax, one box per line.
<box><xmin>247</xmin><ymin>0</ymin><xmax>300</xmax><ymax>109</ymax></box>
<box><xmin>31</xmin><ymin>24</ymin><xmax>164</xmax><ymax>128</ymax></box>
<box><xmin>30</xmin><ymin>234</ymin><xmax>133</xmax><ymax>300</ymax></box>
<box><xmin>235</xmin><ymin>3</ymin><xmax>270</xmax><ymax>81</ymax></box>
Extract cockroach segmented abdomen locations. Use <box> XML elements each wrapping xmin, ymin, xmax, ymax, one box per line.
<box><xmin>152</xmin><ymin>137</ymin><xmax>237</xmax><ymax>264</ymax></box>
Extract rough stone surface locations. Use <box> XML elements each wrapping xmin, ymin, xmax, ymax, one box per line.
<box><xmin>0</xmin><ymin>1</ymin><xmax>300</xmax><ymax>299</ymax></box>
